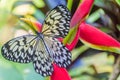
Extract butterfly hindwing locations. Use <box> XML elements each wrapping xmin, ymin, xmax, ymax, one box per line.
<box><xmin>42</xmin><ymin>5</ymin><xmax>71</xmax><ymax>38</ymax></box>
<box><xmin>1</xmin><ymin>35</ymin><xmax>37</xmax><ymax>63</ymax></box>
<box><xmin>33</xmin><ymin>53</ymin><xmax>53</xmax><ymax>76</ymax></box>
<box><xmin>32</xmin><ymin>38</ymin><xmax>53</xmax><ymax>76</ymax></box>
<box><xmin>44</xmin><ymin>37</ymin><xmax>71</xmax><ymax>68</ymax></box>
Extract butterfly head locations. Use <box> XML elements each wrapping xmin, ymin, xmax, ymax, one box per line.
<box><xmin>37</xmin><ymin>32</ymin><xmax>44</xmax><ymax>39</ymax></box>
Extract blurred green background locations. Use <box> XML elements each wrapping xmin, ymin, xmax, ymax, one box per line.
<box><xmin>0</xmin><ymin>0</ymin><xmax>120</xmax><ymax>80</ymax></box>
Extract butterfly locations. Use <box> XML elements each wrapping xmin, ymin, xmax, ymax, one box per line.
<box><xmin>1</xmin><ymin>5</ymin><xmax>71</xmax><ymax>77</ymax></box>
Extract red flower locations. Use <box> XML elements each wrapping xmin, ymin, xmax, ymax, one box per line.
<box><xmin>70</xmin><ymin>0</ymin><xmax>120</xmax><ymax>54</ymax></box>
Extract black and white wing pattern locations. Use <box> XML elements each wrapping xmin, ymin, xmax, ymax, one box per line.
<box><xmin>42</xmin><ymin>5</ymin><xmax>71</xmax><ymax>38</ymax></box>
<box><xmin>44</xmin><ymin>36</ymin><xmax>71</xmax><ymax>68</ymax></box>
<box><xmin>1</xmin><ymin>35</ymin><xmax>54</xmax><ymax>76</ymax></box>
<box><xmin>32</xmin><ymin>38</ymin><xmax>53</xmax><ymax>76</ymax></box>
<box><xmin>1</xmin><ymin>35</ymin><xmax>37</xmax><ymax>63</ymax></box>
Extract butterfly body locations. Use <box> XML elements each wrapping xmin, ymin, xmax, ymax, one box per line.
<box><xmin>1</xmin><ymin>5</ymin><xmax>71</xmax><ymax>77</ymax></box>
<box><xmin>37</xmin><ymin>32</ymin><xmax>44</xmax><ymax>39</ymax></box>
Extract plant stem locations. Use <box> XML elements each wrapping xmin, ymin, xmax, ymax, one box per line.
<box><xmin>109</xmin><ymin>55</ymin><xmax>120</xmax><ymax>80</ymax></box>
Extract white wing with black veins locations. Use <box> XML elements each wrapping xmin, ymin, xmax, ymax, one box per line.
<box><xmin>44</xmin><ymin>36</ymin><xmax>71</xmax><ymax>68</ymax></box>
<box><xmin>1</xmin><ymin>35</ymin><xmax>37</xmax><ymax>63</ymax></box>
<box><xmin>42</xmin><ymin>5</ymin><xmax>71</xmax><ymax>38</ymax></box>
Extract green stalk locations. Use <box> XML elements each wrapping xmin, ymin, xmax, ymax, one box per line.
<box><xmin>67</xmin><ymin>0</ymin><xmax>73</xmax><ymax>11</ymax></box>
<box><xmin>63</xmin><ymin>26</ymin><xmax>77</xmax><ymax>45</ymax></box>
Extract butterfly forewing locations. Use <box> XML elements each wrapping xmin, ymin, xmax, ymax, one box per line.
<box><xmin>1</xmin><ymin>35</ymin><xmax>37</xmax><ymax>63</ymax></box>
<box><xmin>42</xmin><ymin>5</ymin><xmax>71</xmax><ymax>38</ymax></box>
<box><xmin>44</xmin><ymin>36</ymin><xmax>71</xmax><ymax>68</ymax></box>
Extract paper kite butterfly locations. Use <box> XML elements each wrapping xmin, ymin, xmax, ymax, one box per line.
<box><xmin>1</xmin><ymin>5</ymin><xmax>71</xmax><ymax>76</ymax></box>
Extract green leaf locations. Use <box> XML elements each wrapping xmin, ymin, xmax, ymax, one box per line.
<box><xmin>87</xmin><ymin>9</ymin><xmax>104</xmax><ymax>23</ymax></box>
<box><xmin>72</xmin><ymin>45</ymin><xmax>89</xmax><ymax>61</ymax></box>
<box><xmin>67</xmin><ymin>0</ymin><xmax>73</xmax><ymax>11</ymax></box>
<box><xmin>116</xmin><ymin>0</ymin><xmax>120</xmax><ymax>6</ymax></box>
<box><xmin>33</xmin><ymin>0</ymin><xmax>45</xmax><ymax>8</ymax></box>
<box><xmin>63</xmin><ymin>26</ymin><xmax>77</xmax><ymax>45</ymax></box>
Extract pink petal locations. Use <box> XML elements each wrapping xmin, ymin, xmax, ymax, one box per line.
<box><xmin>70</xmin><ymin>0</ymin><xmax>94</xmax><ymax>27</ymax></box>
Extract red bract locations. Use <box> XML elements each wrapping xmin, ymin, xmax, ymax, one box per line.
<box><xmin>50</xmin><ymin>64</ymin><xmax>71</xmax><ymax>80</ymax></box>
<box><xmin>80</xmin><ymin>22</ymin><xmax>120</xmax><ymax>47</ymax></box>
<box><xmin>70</xmin><ymin>0</ymin><xmax>94</xmax><ymax>27</ymax></box>
<box><xmin>79</xmin><ymin>22</ymin><xmax>120</xmax><ymax>53</ymax></box>
<box><xmin>66</xmin><ymin>0</ymin><xmax>94</xmax><ymax>50</ymax></box>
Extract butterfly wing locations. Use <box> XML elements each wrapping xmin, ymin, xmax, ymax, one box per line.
<box><xmin>32</xmin><ymin>38</ymin><xmax>53</xmax><ymax>76</ymax></box>
<box><xmin>42</xmin><ymin>5</ymin><xmax>71</xmax><ymax>38</ymax></box>
<box><xmin>44</xmin><ymin>36</ymin><xmax>71</xmax><ymax>68</ymax></box>
<box><xmin>2</xmin><ymin>34</ymin><xmax>54</xmax><ymax>76</ymax></box>
<box><xmin>1</xmin><ymin>35</ymin><xmax>37</xmax><ymax>63</ymax></box>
